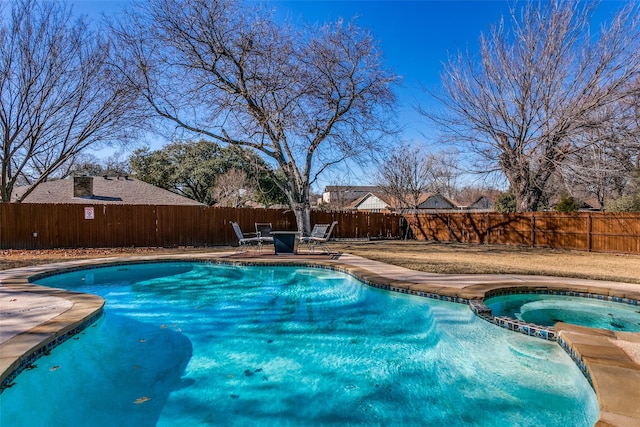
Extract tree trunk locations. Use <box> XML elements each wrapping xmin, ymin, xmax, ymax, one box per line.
<box><xmin>504</xmin><ymin>165</ymin><xmax>545</xmax><ymax>212</ymax></box>
<box><xmin>292</xmin><ymin>202</ymin><xmax>312</xmax><ymax>235</ymax></box>
<box><xmin>281</xmin><ymin>175</ymin><xmax>311</xmax><ymax>234</ymax></box>
<box><xmin>515</xmin><ymin>187</ymin><xmax>544</xmax><ymax>212</ymax></box>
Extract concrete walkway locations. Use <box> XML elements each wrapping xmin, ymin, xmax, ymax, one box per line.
<box><xmin>1</xmin><ymin>252</ymin><xmax>639</xmax><ymax>426</ymax></box>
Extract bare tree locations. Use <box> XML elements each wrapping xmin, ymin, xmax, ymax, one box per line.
<box><xmin>111</xmin><ymin>0</ymin><xmax>397</xmax><ymax>233</ymax></box>
<box><xmin>378</xmin><ymin>145</ymin><xmax>430</xmax><ymax>211</ymax></box>
<box><xmin>558</xmin><ymin>112</ymin><xmax>637</xmax><ymax>210</ymax></box>
<box><xmin>66</xmin><ymin>152</ymin><xmax>131</xmax><ymax>178</ymax></box>
<box><xmin>0</xmin><ymin>0</ymin><xmax>138</xmax><ymax>202</ymax></box>
<box><xmin>377</xmin><ymin>144</ymin><xmax>459</xmax><ymax>210</ymax></box>
<box><xmin>211</xmin><ymin>169</ymin><xmax>253</xmax><ymax>208</ymax></box>
<box><xmin>424</xmin><ymin>1</ymin><xmax>640</xmax><ymax>211</ymax></box>
<box><xmin>424</xmin><ymin>151</ymin><xmax>460</xmax><ymax>199</ymax></box>
<box><xmin>455</xmin><ymin>186</ymin><xmax>500</xmax><ymax>208</ymax></box>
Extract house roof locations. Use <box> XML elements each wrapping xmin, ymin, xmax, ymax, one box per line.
<box><xmin>581</xmin><ymin>198</ymin><xmax>603</xmax><ymax>211</ymax></box>
<box><xmin>348</xmin><ymin>192</ymin><xmax>390</xmax><ymax>210</ymax></box>
<box><xmin>416</xmin><ymin>193</ymin><xmax>458</xmax><ymax>209</ymax></box>
<box><xmin>11</xmin><ymin>176</ymin><xmax>205</xmax><ymax>206</ymax></box>
<box><xmin>349</xmin><ymin>192</ymin><xmax>459</xmax><ymax>210</ymax></box>
<box><xmin>323</xmin><ymin>185</ymin><xmax>381</xmax><ymax>193</ymax></box>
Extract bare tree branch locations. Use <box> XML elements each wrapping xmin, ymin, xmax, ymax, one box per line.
<box><xmin>423</xmin><ymin>0</ymin><xmax>640</xmax><ymax>211</ymax></box>
<box><xmin>0</xmin><ymin>0</ymin><xmax>139</xmax><ymax>202</ymax></box>
<box><xmin>377</xmin><ymin>144</ymin><xmax>460</xmax><ymax>209</ymax></box>
<box><xmin>112</xmin><ymin>0</ymin><xmax>398</xmax><ymax>232</ymax></box>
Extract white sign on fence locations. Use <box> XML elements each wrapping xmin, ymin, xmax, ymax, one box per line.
<box><xmin>84</xmin><ymin>207</ymin><xmax>95</xmax><ymax>220</ymax></box>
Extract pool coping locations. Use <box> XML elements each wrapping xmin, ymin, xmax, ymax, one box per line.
<box><xmin>1</xmin><ymin>251</ymin><xmax>639</xmax><ymax>426</ymax></box>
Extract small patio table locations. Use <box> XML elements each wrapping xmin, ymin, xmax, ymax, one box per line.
<box><xmin>271</xmin><ymin>231</ymin><xmax>301</xmax><ymax>255</ymax></box>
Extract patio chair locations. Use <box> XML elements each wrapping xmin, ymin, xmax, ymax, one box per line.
<box><xmin>255</xmin><ymin>222</ymin><xmax>274</xmax><ymax>244</ymax></box>
<box><xmin>231</xmin><ymin>222</ymin><xmax>264</xmax><ymax>252</ymax></box>
<box><xmin>300</xmin><ymin>221</ymin><xmax>338</xmax><ymax>253</ymax></box>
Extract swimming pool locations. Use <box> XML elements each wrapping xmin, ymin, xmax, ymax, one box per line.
<box><xmin>0</xmin><ymin>262</ymin><xmax>598</xmax><ymax>426</ymax></box>
<box><xmin>486</xmin><ymin>293</ymin><xmax>640</xmax><ymax>332</ymax></box>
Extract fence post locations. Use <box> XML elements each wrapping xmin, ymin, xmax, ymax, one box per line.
<box><xmin>486</xmin><ymin>213</ymin><xmax>491</xmax><ymax>244</ymax></box>
<box><xmin>587</xmin><ymin>214</ymin><xmax>592</xmax><ymax>252</ymax></box>
<box><xmin>531</xmin><ymin>214</ymin><xmax>536</xmax><ymax>247</ymax></box>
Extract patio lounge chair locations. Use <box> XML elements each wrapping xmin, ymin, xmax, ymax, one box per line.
<box><xmin>231</xmin><ymin>222</ymin><xmax>265</xmax><ymax>252</ymax></box>
<box><xmin>255</xmin><ymin>223</ymin><xmax>274</xmax><ymax>244</ymax></box>
<box><xmin>300</xmin><ymin>221</ymin><xmax>338</xmax><ymax>253</ymax></box>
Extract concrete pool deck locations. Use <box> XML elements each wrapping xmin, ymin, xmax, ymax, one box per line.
<box><xmin>1</xmin><ymin>251</ymin><xmax>639</xmax><ymax>426</ymax></box>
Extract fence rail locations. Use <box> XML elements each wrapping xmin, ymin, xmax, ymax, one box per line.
<box><xmin>408</xmin><ymin>212</ymin><xmax>640</xmax><ymax>254</ymax></box>
<box><xmin>3</xmin><ymin>205</ymin><xmax>638</xmax><ymax>254</ymax></box>
<box><xmin>0</xmin><ymin>204</ymin><xmax>406</xmax><ymax>250</ymax></box>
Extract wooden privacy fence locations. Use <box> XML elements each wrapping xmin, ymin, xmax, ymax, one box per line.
<box><xmin>408</xmin><ymin>212</ymin><xmax>640</xmax><ymax>254</ymax></box>
<box><xmin>0</xmin><ymin>204</ymin><xmax>405</xmax><ymax>250</ymax></box>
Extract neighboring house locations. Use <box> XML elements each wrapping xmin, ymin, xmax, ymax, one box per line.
<box><xmin>11</xmin><ymin>176</ymin><xmax>205</xmax><ymax>206</ymax></box>
<box><xmin>468</xmin><ymin>195</ymin><xmax>495</xmax><ymax>211</ymax></box>
<box><xmin>414</xmin><ymin>193</ymin><xmax>457</xmax><ymax>210</ymax></box>
<box><xmin>321</xmin><ymin>186</ymin><xmax>381</xmax><ymax>206</ymax></box>
<box><xmin>324</xmin><ymin>185</ymin><xmax>496</xmax><ymax>212</ymax></box>
<box><xmin>579</xmin><ymin>198</ymin><xmax>603</xmax><ymax>212</ymax></box>
<box><xmin>349</xmin><ymin>192</ymin><xmax>458</xmax><ymax>212</ymax></box>
<box><xmin>348</xmin><ymin>192</ymin><xmax>391</xmax><ymax>213</ymax></box>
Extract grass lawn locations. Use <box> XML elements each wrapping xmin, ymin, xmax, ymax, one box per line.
<box><xmin>330</xmin><ymin>240</ymin><xmax>640</xmax><ymax>284</ymax></box>
<box><xmin>1</xmin><ymin>240</ymin><xmax>639</xmax><ymax>285</ymax></box>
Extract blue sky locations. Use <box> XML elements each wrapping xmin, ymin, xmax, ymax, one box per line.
<box><xmin>65</xmin><ymin>0</ymin><xmax>624</xmax><ymax>188</ymax></box>
<box><xmin>71</xmin><ymin>0</ymin><xmax>515</xmax><ymax>145</ymax></box>
<box><xmin>268</xmin><ymin>1</ymin><xmax>514</xmax><ymax>141</ymax></box>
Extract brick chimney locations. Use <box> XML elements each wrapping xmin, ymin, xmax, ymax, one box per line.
<box><xmin>73</xmin><ymin>176</ymin><xmax>93</xmax><ymax>198</ymax></box>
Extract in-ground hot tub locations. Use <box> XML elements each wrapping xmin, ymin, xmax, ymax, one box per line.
<box><xmin>485</xmin><ymin>293</ymin><xmax>640</xmax><ymax>332</ymax></box>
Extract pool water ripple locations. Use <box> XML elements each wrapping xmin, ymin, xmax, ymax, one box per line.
<box><xmin>0</xmin><ymin>262</ymin><xmax>598</xmax><ymax>426</ymax></box>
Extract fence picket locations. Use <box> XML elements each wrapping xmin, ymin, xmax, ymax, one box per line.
<box><xmin>2</xmin><ymin>205</ymin><xmax>637</xmax><ymax>254</ymax></box>
<box><xmin>0</xmin><ymin>204</ymin><xmax>405</xmax><ymax>249</ymax></box>
<box><xmin>409</xmin><ymin>212</ymin><xmax>640</xmax><ymax>254</ymax></box>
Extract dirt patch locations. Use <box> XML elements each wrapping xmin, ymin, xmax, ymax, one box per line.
<box><xmin>0</xmin><ymin>247</ymin><xmax>228</xmax><ymax>271</ymax></box>
<box><xmin>1</xmin><ymin>241</ymin><xmax>639</xmax><ymax>285</ymax></box>
<box><xmin>330</xmin><ymin>240</ymin><xmax>640</xmax><ymax>285</ymax></box>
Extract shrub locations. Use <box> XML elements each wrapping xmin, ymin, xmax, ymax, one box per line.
<box><xmin>555</xmin><ymin>194</ymin><xmax>580</xmax><ymax>212</ymax></box>
<box><xmin>494</xmin><ymin>191</ymin><xmax>516</xmax><ymax>212</ymax></box>
<box><xmin>607</xmin><ymin>195</ymin><xmax>640</xmax><ymax>212</ymax></box>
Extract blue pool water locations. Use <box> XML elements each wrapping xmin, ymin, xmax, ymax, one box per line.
<box><xmin>486</xmin><ymin>294</ymin><xmax>640</xmax><ymax>332</ymax></box>
<box><xmin>1</xmin><ymin>262</ymin><xmax>598</xmax><ymax>426</ymax></box>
